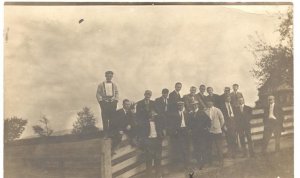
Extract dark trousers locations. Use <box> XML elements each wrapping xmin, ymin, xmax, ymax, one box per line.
<box><xmin>142</xmin><ymin>138</ymin><xmax>162</xmax><ymax>177</ymax></box>
<box><xmin>207</xmin><ymin>133</ymin><xmax>223</xmax><ymax>164</ymax></box>
<box><xmin>224</xmin><ymin>119</ymin><xmax>237</xmax><ymax>157</ymax></box>
<box><xmin>99</xmin><ymin>101</ymin><xmax>117</xmax><ymax>135</ymax></box>
<box><xmin>170</xmin><ymin>128</ymin><xmax>190</xmax><ymax>167</ymax></box>
<box><xmin>192</xmin><ymin>131</ymin><xmax>210</xmax><ymax>166</ymax></box>
<box><xmin>262</xmin><ymin>119</ymin><xmax>282</xmax><ymax>153</ymax></box>
<box><xmin>237</xmin><ymin>123</ymin><xmax>254</xmax><ymax>156</ymax></box>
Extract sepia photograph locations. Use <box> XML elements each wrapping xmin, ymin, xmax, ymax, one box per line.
<box><xmin>3</xmin><ymin>2</ymin><xmax>294</xmax><ymax>178</ymax></box>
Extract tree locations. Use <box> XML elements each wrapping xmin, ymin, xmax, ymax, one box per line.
<box><xmin>32</xmin><ymin>115</ymin><xmax>53</xmax><ymax>137</ymax></box>
<box><xmin>248</xmin><ymin>8</ymin><xmax>293</xmax><ymax>88</ymax></box>
<box><xmin>4</xmin><ymin>117</ymin><xmax>27</xmax><ymax>143</ymax></box>
<box><xmin>72</xmin><ymin>107</ymin><xmax>99</xmax><ymax>135</ymax></box>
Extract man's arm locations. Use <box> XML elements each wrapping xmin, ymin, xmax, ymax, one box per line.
<box><xmin>96</xmin><ymin>84</ymin><xmax>103</xmax><ymax>104</ymax></box>
<box><xmin>217</xmin><ymin>109</ymin><xmax>225</xmax><ymax>128</ymax></box>
<box><xmin>113</xmin><ymin>83</ymin><xmax>119</xmax><ymax>101</ymax></box>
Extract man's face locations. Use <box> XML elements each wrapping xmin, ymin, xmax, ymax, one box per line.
<box><xmin>144</xmin><ymin>92</ymin><xmax>152</xmax><ymax>100</ymax></box>
<box><xmin>207</xmin><ymin>101</ymin><xmax>213</xmax><ymax>108</ymax></box>
<box><xmin>207</xmin><ymin>88</ymin><xmax>213</xmax><ymax>95</ymax></box>
<box><xmin>175</xmin><ymin>84</ymin><xmax>182</xmax><ymax>92</ymax></box>
<box><xmin>238</xmin><ymin>98</ymin><xmax>245</xmax><ymax>105</ymax></box>
<box><xmin>200</xmin><ymin>86</ymin><xmax>206</xmax><ymax>93</ymax></box>
<box><xmin>233</xmin><ymin>85</ymin><xmax>239</xmax><ymax>91</ymax></box>
<box><xmin>268</xmin><ymin>97</ymin><xmax>275</xmax><ymax>104</ymax></box>
<box><xmin>192</xmin><ymin>104</ymin><xmax>198</xmax><ymax>111</ymax></box>
<box><xmin>190</xmin><ymin>88</ymin><xmax>196</xmax><ymax>96</ymax></box>
<box><xmin>162</xmin><ymin>92</ymin><xmax>169</xmax><ymax>98</ymax></box>
<box><xmin>224</xmin><ymin>89</ymin><xmax>231</xmax><ymax>95</ymax></box>
<box><xmin>123</xmin><ymin>101</ymin><xmax>131</xmax><ymax>111</ymax></box>
<box><xmin>178</xmin><ymin>105</ymin><xmax>184</xmax><ymax>111</ymax></box>
<box><xmin>105</xmin><ymin>74</ymin><xmax>113</xmax><ymax>82</ymax></box>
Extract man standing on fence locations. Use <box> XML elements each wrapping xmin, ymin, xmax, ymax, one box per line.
<box><xmin>206</xmin><ymin>87</ymin><xmax>221</xmax><ymax>108</ymax></box>
<box><xmin>195</xmin><ymin>84</ymin><xmax>207</xmax><ymax>110</ymax></box>
<box><xmin>183</xmin><ymin>86</ymin><xmax>198</xmax><ymax>112</ymax></box>
<box><xmin>230</xmin><ymin>84</ymin><xmax>244</xmax><ymax>108</ymax></box>
<box><xmin>155</xmin><ymin>88</ymin><xmax>170</xmax><ymax>135</ymax></box>
<box><xmin>235</xmin><ymin>97</ymin><xmax>255</xmax><ymax>157</ymax></box>
<box><xmin>96</xmin><ymin>71</ymin><xmax>119</xmax><ymax>137</ymax></box>
<box><xmin>261</xmin><ymin>95</ymin><xmax>284</xmax><ymax>154</ymax></box>
<box><xmin>168</xmin><ymin>82</ymin><xmax>183</xmax><ymax>112</ymax></box>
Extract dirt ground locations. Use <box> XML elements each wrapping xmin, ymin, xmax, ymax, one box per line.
<box><xmin>164</xmin><ymin>137</ymin><xmax>293</xmax><ymax>178</ymax></box>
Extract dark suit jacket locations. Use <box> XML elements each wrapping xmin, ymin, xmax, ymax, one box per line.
<box><xmin>136</xmin><ymin>99</ymin><xmax>156</xmax><ymax>121</ymax></box>
<box><xmin>167</xmin><ymin>110</ymin><xmax>190</xmax><ymax>136</ymax></box>
<box><xmin>110</xmin><ymin>109</ymin><xmax>136</xmax><ymax>136</ymax></box>
<box><xmin>155</xmin><ymin>96</ymin><xmax>169</xmax><ymax>128</ymax></box>
<box><xmin>183</xmin><ymin>94</ymin><xmax>196</xmax><ymax>112</ymax></box>
<box><xmin>230</xmin><ymin>92</ymin><xmax>244</xmax><ymax>107</ymax></box>
<box><xmin>168</xmin><ymin>90</ymin><xmax>182</xmax><ymax>112</ymax></box>
<box><xmin>263</xmin><ymin>103</ymin><xmax>284</xmax><ymax>129</ymax></box>
<box><xmin>195</xmin><ymin>93</ymin><xmax>207</xmax><ymax>110</ymax></box>
<box><xmin>155</xmin><ymin>96</ymin><xmax>169</xmax><ymax>114</ymax></box>
<box><xmin>234</xmin><ymin>105</ymin><xmax>253</xmax><ymax>128</ymax></box>
<box><xmin>206</xmin><ymin>94</ymin><xmax>220</xmax><ymax>108</ymax></box>
<box><xmin>138</xmin><ymin>116</ymin><xmax>164</xmax><ymax>139</ymax></box>
<box><xmin>189</xmin><ymin>110</ymin><xmax>211</xmax><ymax>136</ymax></box>
<box><xmin>220</xmin><ymin>102</ymin><xmax>236</xmax><ymax>129</ymax></box>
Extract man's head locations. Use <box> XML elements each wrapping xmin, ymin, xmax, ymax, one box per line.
<box><xmin>232</xmin><ymin>84</ymin><xmax>239</xmax><ymax>92</ymax></box>
<box><xmin>225</xmin><ymin>95</ymin><xmax>231</xmax><ymax>103</ymax></box>
<box><xmin>123</xmin><ymin>99</ymin><xmax>131</xmax><ymax>111</ymax></box>
<box><xmin>144</xmin><ymin>90</ymin><xmax>152</xmax><ymax>100</ymax></box>
<box><xmin>177</xmin><ymin>101</ymin><xmax>185</xmax><ymax>111</ymax></box>
<box><xmin>224</xmin><ymin>87</ymin><xmax>231</xmax><ymax>95</ymax></box>
<box><xmin>190</xmin><ymin>86</ymin><xmax>197</xmax><ymax>96</ymax></box>
<box><xmin>199</xmin><ymin>84</ymin><xmax>206</xmax><ymax>94</ymax></box>
<box><xmin>175</xmin><ymin>82</ymin><xmax>182</xmax><ymax>92</ymax></box>
<box><xmin>268</xmin><ymin>95</ymin><xmax>275</xmax><ymax>105</ymax></box>
<box><xmin>238</xmin><ymin>97</ymin><xmax>245</xmax><ymax>105</ymax></box>
<box><xmin>191</xmin><ymin>101</ymin><xmax>199</xmax><ymax>111</ymax></box>
<box><xmin>207</xmin><ymin>87</ymin><xmax>214</xmax><ymax>95</ymax></box>
<box><xmin>105</xmin><ymin>71</ymin><xmax>114</xmax><ymax>82</ymax></box>
<box><xmin>162</xmin><ymin>88</ymin><xmax>169</xmax><ymax>98</ymax></box>
<box><xmin>206</xmin><ymin>99</ymin><xmax>214</xmax><ymax>108</ymax></box>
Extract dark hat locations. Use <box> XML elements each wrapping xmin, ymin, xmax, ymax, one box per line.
<box><xmin>105</xmin><ymin>71</ymin><xmax>114</xmax><ymax>75</ymax></box>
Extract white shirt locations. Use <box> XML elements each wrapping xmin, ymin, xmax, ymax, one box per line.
<box><xmin>240</xmin><ymin>104</ymin><xmax>244</xmax><ymax>113</ymax></box>
<box><xmin>104</xmin><ymin>82</ymin><xmax>113</xmax><ymax>96</ymax></box>
<box><xmin>164</xmin><ymin>98</ymin><xmax>168</xmax><ymax>111</ymax></box>
<box><xmin>226</xmin><ymin>102</ymin><xmax>234</xmax><ymax>117</ymax></box>
<box><xmin>149</xmin><ymin>121</ymin><xmax>157</xmax><ymax>138</ymax></box>
<box><xmin>269</xmin><ymin>103</ymin><xmax>276</xmax><ymax>120</ymax></box>
<box><xmin>179</xmin><ymin>110</ymin><xmax>186</xmax><ymax>127</ymax></box>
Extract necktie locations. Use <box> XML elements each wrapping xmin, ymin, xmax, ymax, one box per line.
<box><xmin>164</xmin><ymin>99</ymin><xmax>167</xmax><ymax>111</ymax></box>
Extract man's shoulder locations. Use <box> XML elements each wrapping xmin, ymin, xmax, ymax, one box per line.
<box><xmin>155</xmin><ymin>97</ymin><xmax>162</xmax><ymax>102</ymax></box>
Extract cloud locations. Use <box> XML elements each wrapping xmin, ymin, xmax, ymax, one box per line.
<box><xmin>4</xmin><ymin>5</ymin><xmax>288</xmax><ymax>137</ymax></box>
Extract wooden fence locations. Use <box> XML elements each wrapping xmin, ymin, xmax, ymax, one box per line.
<box><xmin>4</xmin><ymin>106</ymin><xmax>293</xmax><ymax>178</ymax></box>
<box><xmin>4</xmin><ymin>137</ymin><xmax>112</xmax><ymax>178</ymax></box>
<box><xmin>111</xmin><ymin>106</ymin><xmax>294</xmax><ymax>178</ymax></box>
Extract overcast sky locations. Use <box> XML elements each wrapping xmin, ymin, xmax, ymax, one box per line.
<box><xmin>4</xmin><ymin>5</ymin><xmax>290</xmax><ymax>137</ymax></box>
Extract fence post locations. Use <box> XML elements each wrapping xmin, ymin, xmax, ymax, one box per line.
<box><xmin>101</xmin><ymin>138</ymin><xmax>112</xmax><ymax>178</ymax></box>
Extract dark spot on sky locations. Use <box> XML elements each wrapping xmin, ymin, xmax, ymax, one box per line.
<box><xmin>79</xmin><ymin>19</ymin><xmax>84</xmax><ymax>24</ymax></box>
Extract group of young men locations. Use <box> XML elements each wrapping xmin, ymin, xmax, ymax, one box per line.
<box><xmin>96</xmin><ymin>71</ymin><xmax>285</xmax><ymax>178</ymax></box>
